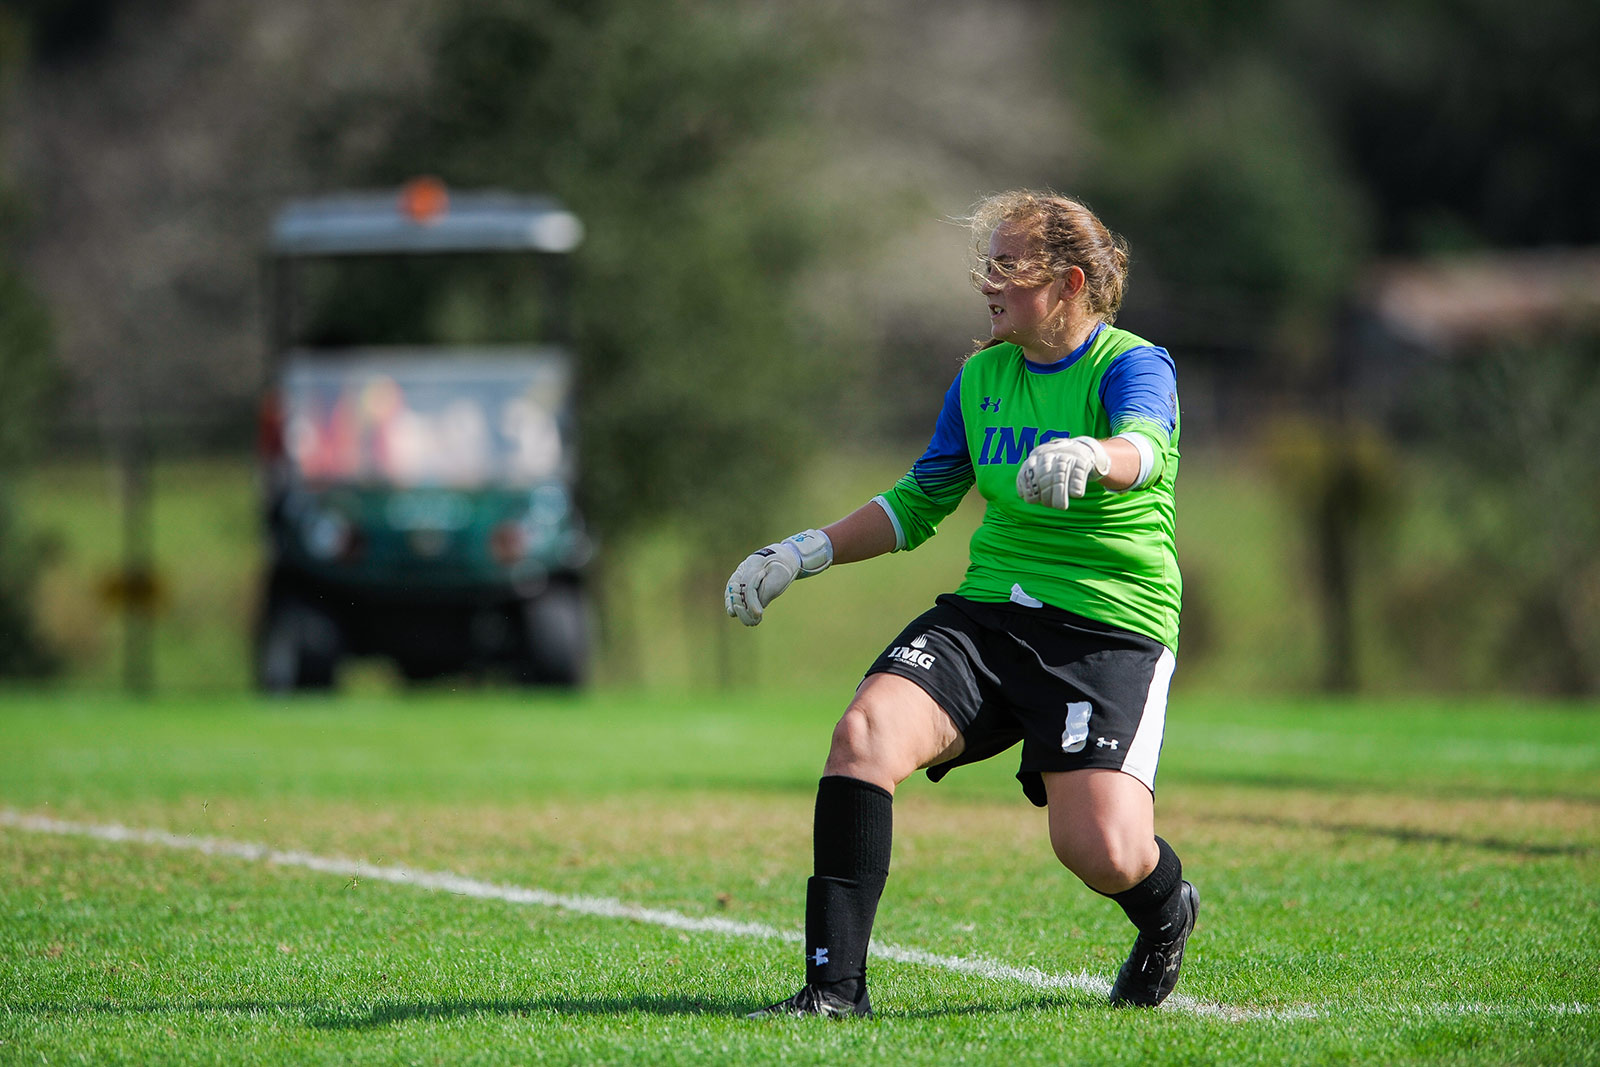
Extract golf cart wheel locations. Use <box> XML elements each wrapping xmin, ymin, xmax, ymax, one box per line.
<box><xmin>516</xmin><ymin>583</ymin><xmax>590</xmax><ymax>687</ymax></box>
<box><xmin>255</xmin><ymin>593</ymin><xmax>343</xmax><ymax>693</ymax></box>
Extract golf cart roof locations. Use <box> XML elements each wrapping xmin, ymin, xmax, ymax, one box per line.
<box><xmin>271</xmin><ymin>182</ymin><xmax>584</xmax><ymax>257</ymax></box>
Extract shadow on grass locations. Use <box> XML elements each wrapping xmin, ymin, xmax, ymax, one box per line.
<box><xmin>310</xmin><ymin>994</ymin><xmax>750</xmax><ymax>1028</ymax></box>
<box><xmin>1171</xmin><ymin>770</ymin><xmax>1600</xmax><ymax>807</ymax></box>
<box><xmin>884</xmin><ymin>995</ymin><xmax>1106</xmax><ymax>1020</ymax></box>
<box><xmin>1211</xmin><ymin>813</ymin><xmax>1594</xmax><ymax>857</ymax></box>
<box><xmin>5</xmin><ymin>993</ymin><xmax>1101</xmax><ymax>1027</ymax></box>
<box><xmin>309</xmin><ymin>994</ymin><xmax>1100</xmax><ymax>1028</ymax></box>
<box><xmin>5</xmin><ymin>996</ymin><xmax>743</xmax><ymax>1026</ymax></box>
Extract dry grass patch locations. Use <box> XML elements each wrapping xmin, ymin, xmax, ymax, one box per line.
<box><xmin>8</xmin><ymin>789</ymin><xmax>1064</xmax><ymax>922</ymax></box>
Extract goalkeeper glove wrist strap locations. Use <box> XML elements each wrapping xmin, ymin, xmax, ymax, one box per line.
<box><xmin>784</xmin><ymin>529</ymin><xmax>833</xmax><ymax>578</ymax></box>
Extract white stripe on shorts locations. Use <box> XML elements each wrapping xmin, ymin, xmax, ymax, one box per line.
<box><xmin>1120</xmin><ymin>647</ymin><xmax>1175</xmax><ymax>790</ymax></box>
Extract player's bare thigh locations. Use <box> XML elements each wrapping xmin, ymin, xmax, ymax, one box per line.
<box><xmin>823</xmin><ymin>673</ymin><xmax>966</xmax><ymax>794</ymax></box>
<box><xmin>1041</xmin><ymin>768</ymin><xmax>1159</xmax><ymax>893</ymax></box>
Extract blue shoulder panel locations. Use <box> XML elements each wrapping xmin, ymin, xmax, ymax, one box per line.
<box><xmin>1098</xmin><ymin>346</ymin><xmax>1177</xmax><ymax>433</ymax></box>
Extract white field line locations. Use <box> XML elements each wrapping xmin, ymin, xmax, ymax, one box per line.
<box><xmin>3</xmin><ymin>809</ymin><xmax>1591</xmax><ymax>1023</ymax></box>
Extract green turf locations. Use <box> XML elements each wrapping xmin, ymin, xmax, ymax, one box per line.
<box><xmin>2</xmin><ymin>690</ymin><xmax>1596</xmax><ymax>1065</ymax></box>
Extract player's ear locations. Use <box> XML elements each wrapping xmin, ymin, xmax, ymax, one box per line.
<box><xmin>1059</xmin><ymin>265</ymin><xmax>1087</xmax><ymax>301</ymax></box>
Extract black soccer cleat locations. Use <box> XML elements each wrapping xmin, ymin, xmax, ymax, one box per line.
<box><xmin>1108</xmin><ymin>880</ymin><xmax>1199</xmax><ymax>1008</ymax></box>
<box><xmin>745</xmin><ymin>983</ymin><xmax>872</xmax><ymax>1019</ymax></box>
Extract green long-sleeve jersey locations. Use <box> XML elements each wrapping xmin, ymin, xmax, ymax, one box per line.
<box><xmin>875</xmin><ymin>323</ymin><xmax>1182</xmax><ymax>650</ymax></box>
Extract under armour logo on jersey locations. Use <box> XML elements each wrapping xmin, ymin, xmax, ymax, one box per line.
<box><xmin>1096</xmin><ymin>737</ymin><xmax>1120</xmax><ymax>750</ymax></box>
<box><xmin>980</xmin><ymin>396</ymin><xmax>1002</xmax><ymax>412</ymax></box>
<box><xmin>808</xmin><ymin>947</ymin><xmax>830</xmax><ymax>966</ymax></box>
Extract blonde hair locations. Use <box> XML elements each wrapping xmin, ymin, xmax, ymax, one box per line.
<box><xmin>968</xmin><ymin>190</ymin><xmax>1131</xmax><ymax>328</ymax></box>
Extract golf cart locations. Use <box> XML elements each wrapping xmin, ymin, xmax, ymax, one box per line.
<box><xmin>254</xmin><ymin>179</ymin><xmax>592</xmax><ymax>691</ymax></box>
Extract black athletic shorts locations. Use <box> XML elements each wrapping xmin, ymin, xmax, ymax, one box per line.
<box><xmin>863</xmin><ymin>593</ymin><xmax>1176</xmax><ymax>807</ymax></box>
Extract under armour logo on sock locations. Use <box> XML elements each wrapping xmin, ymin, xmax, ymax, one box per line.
<box><xmin>807</xmin><ymin>947</ymin><xmax>830</xmax><ymax>966</ymax></box>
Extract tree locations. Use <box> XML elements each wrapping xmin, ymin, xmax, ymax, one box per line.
<box><xmin>1408</xmin><ymin>336</ymin><xmax>1600</xmax><ymax>694</ymax></box>
<box><xmin>0</xmin><ymin>5</ymin><xmax>60</xmax><ymax>677</ymax></box>
<box><xmin>312</xmin><ymin>1</ymin><xmax>852</xmax><ymax>547</ymax></box>
<box><xmin>1055</xmin><ymin>1</ymin><xmax>1600</xmax><ymax>692</ymax></box>
<box><xmin>304</xmin><ymin>0</ymin><xmax>856</xmax><ymax>680</ymax></box>
<box><xmin>1059</xmin><ymin>0</ymin><xmax>1600</xmax><ymax>358</ymax></box>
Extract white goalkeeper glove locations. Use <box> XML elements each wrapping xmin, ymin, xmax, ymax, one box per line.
<box><xmin>724</xmin><ymin>529</ymin><xmax>833</xmax><ymax>626</ymax></box>
<box><xmin>1016</xmin><ymin>436</ymin><xmax>1111</xmax><ymax>510</ymax></box>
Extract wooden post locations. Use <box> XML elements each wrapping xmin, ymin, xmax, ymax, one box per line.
<box><xmin>119</xmin><ymin>433</ymin><xmax>155</xmax><ymax>696</ymax></box>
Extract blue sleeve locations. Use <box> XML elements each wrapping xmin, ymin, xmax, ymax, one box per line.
<box><xmin>909</xmin><ymin>370</ymin><xmax>972</xmax><ymax>494</ymax></box>
<box><xmin>876</xmin><ymin>370</ymin><xmax>974</xmax><ymax>551</ymax></box>
<box><xmin>1098</xmin><ymin>346</ymin><xmax>1177</xmax><ymax>436</ymax></box>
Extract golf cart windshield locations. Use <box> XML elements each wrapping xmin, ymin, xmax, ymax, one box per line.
<box><xmin>279</xmin><ymin>349</ymin><xmax>572</xmax><ymax>489</ymax></box>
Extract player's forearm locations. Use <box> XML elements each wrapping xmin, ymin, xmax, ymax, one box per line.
<box><xmin>822</xmin><ymin>501</ymin><xmax>899</xmax><ymax>565</ymax></box>
<box><xmin>1098</xmin><ymin>436</ymin><xmax>1143</xmax><ymax>492</ymax></box>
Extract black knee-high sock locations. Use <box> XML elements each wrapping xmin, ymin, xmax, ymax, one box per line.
<box><xmin>804</xmin><ymin>775</ymin><xmax>893</xmax><ymax>1000</ymax></box>
<box><xmin>1102</xmin><ymin>836</ymin><xmax>1187</xmax><ymax>941</ymax></box>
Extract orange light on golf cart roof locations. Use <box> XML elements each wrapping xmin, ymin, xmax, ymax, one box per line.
<box><xmin>399</xmin><ymin>176</ymin><xmax>449</xmax><ymax>223</ymax></box>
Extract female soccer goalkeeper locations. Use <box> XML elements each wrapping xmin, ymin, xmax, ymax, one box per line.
<box><xmin>725</xmin><ymin>190</ymin><xmax>1195</xmax><ymax>1018</ymax></box>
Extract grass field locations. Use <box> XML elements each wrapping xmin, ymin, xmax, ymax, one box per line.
<box><xmin>2</xmin><ymin>688</ymin><xmax>1596</xmax><ymax>1065</ymax></box>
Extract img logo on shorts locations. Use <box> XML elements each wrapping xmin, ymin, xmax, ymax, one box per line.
<box><xmin>887</xmin><ymin>633</ymin><xmax>937</xmax><ymax>670</ymax></box>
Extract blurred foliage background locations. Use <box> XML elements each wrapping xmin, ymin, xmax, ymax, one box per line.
<box><xmin>0</xmin><ymin>0</ymin><xmax>1597</xmax><ymax>695</ymax></box>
